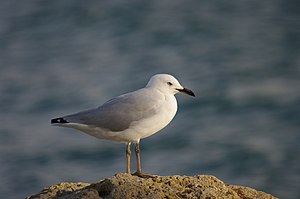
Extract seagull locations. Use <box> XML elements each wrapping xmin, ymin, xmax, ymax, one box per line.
<box><xmin>51</xmin><ymin>74</ymin><xmax>195</xmax><ymax>177</ymax></box>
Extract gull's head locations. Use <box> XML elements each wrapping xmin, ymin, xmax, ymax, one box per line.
<box><xmin>146</xmin><ymin>74</ymin><xmax>195</xmax><ymax>97</ymax></box>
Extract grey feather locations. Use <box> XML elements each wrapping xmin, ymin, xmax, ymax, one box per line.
<box><xmin>62</xmin><ymin>88</ymin><xmax>160</xmax><ymax>132</ymax></box>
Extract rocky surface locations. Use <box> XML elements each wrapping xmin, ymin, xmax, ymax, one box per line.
<box><xmin>27</xmin><ymin>173</ymin><xmax>277</xmax><ymax>199</ymax></box>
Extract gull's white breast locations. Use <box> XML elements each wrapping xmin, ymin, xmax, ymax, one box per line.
<box><xmin>129</xmin><ymin>93</ymin><xmax>178</xmax><ymax>140</ymax></box>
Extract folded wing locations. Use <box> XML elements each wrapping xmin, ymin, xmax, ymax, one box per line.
<box><xmin>51</xmin><ymin>89</ymin><xmax>160</xmax><ymax>132</ymax></box>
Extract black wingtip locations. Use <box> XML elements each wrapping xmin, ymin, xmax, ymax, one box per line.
<box><xmin>51</xmin><ymin>117</ymin><xmax>69</xmax><ymax>124</ymax></box>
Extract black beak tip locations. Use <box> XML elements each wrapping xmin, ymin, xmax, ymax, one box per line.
<box><xmin>188</xmin><ymin>90</ymin><xmax>195</xmax><ymax>97</ymax></box>
<box><xmin>178</xmin><ymin>88</ymin><xmax>195</xmax><ymax>97</ymax></box>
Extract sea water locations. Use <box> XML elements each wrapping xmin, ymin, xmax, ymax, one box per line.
<box><xmin>0</xmin><ymin>1</ymin><xmax>299</xmax><ymax>198</ymax></box>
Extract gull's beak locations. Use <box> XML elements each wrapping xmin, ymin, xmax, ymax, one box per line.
<box><xmin>176</xmin><ymin>88</ymin><xmax>195</xmax><ymax>97</ymax></box>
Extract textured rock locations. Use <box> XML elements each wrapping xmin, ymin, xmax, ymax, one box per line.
<box><xmin>27</xmin><ymin>173</ymin><xmax>277</xmax><ymax>199</ymax></box>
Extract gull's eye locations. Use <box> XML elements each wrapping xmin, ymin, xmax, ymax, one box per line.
<box><xmin>167</xmin><ymin>82</ymin><xmax>173</xmax><ymax>86</ymax></box>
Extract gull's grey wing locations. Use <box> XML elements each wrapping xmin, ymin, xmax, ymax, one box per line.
<box><xmin>61</xmin><ymin>88</ymin><xmax>160</xmax><ymax>132</ymax></box>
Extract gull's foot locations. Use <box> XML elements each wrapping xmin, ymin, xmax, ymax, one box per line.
<box><xmin>132</xmin><ymin>171</ymin><xmax>156</xmax><ymax>178</ymax></box>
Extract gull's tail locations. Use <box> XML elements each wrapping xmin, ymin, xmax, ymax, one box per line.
<box><xmin>51</xmin><ymin>117</ymin><xmax>69</xmax><ymax>125</ymax></box>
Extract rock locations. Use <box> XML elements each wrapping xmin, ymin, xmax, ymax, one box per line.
<box><xmin>27</xmin><ymin>173</ymin><xmax>277</xmax><ymax>199</ymax></box>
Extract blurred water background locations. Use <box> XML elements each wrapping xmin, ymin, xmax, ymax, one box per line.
<box><xmin>0</xmin><ymin>0</ymin><xmax>299</xmax><ymax>198</ymax></box>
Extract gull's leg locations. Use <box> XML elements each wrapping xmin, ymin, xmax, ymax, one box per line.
<box><xmin>133</xmin><ymin>142</ymin><xmax>155</xmax><ymax>178</ymax></box>
<box><xmin>126</xmin><ymin>142</ymin><xmax>131</xmax><ymax>174</ymax></box>
<box><xmin>135</xmin><ymin>142</ymin><xmax>142</xmax><ymax>174</ymax></box>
